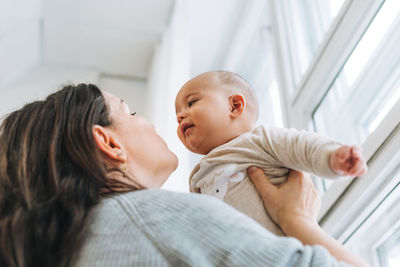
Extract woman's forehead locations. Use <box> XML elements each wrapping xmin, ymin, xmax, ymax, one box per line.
<box><xmin>102</xmin><ymin>91</ymin><xmax>126</xmax><ymax>112</ymax></box>
<box><xmin>102</xmin><ymin>91</ymin><xmax>116</xmax><ymax>102</ymax></box>
<box><xmin>103</xmin><ymin>90</ymin><xmax>123</xmax><ymax>103</ymax></box>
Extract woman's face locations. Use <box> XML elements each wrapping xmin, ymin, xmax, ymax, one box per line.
<box><xmin>102</xmin><ymin>91</ymin><xmax>178</xmax><ymax>188</ymax></box>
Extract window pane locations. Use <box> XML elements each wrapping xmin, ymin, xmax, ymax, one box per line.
<box><xmin>345</xmin><ymin>183</ymin><xmax>400</xmax><ymax>266</ymax></box>
<box><xmin>377</xmin><ymin>227</ymin><xmax>400</xmax><ymax>267</ymax></box>
<box><xmin>313</xmin><ymin>0</ymin><xmax>400</xmax><ymax>146</ymax></box>
<box><xmin>343</xmin><ymin>150</ymin><xmax>400</xmax><ymax>266</ymax></box>
<box><xmin>232</xmin><ymin>7</ymin><xmax>284</xmax><ymax>128</ymax></box>
<box><xmin>283</xmin><ymin>0</ymin><xmax>345</xmax><ymax>88</ymax></box>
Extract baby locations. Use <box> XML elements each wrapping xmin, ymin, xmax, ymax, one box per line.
<box><xmin>175</xmin><ymin>71</ymin><xmax>367</xmax><ymax>235</ymax></box>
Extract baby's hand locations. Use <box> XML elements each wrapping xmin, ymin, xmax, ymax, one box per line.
<box><xmin>330</xmin><ymin>145</ymin><xmax>368</xmax><ymax>177</ymax></box>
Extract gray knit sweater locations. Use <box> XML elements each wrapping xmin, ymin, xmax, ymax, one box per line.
<box><xmin>74</xmin><ymin>189</ymin><xmax>349</xmax><ymax>267</ymax></box>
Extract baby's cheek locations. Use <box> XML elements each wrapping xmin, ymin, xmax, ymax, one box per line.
<box><xmin>177</xmin><ymin>129</ymin><xmax>184</xmax><ymax>142</ymax></box>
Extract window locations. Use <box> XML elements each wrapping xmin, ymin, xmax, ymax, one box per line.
<box><xmin>226</xmin><ymin>0</ymin><xmax>284</xmax><ymax>128</ymax></box>
<box><xmin>280</xmin><ymin>0</ymin><xmax>345</xmax><ymax>90</ymax></box>
<box><xmin>345</xmin><ymin>182</ymin><xmax>400</xmax><ymax>266</ymax></box>
<box><xmin>272</xmin><ymin>0</ymin><xmax>400</xmax><ymax>264</ymax></box>
<box><xmin>343</xmin><ymin>153</ymin><xmax>400</xmax><ymax>266</ymax></box>
<box><xmin>312</xmin><ymin>0</ymin><xmax>400</xmax><ymax>190</ymax></box>
<box><xmin>377</xmin><ymin>227</ymin><xmax>400</xmax><ymax>267</ymax></box>
<box><xmin>313</xmin><ymin>0</ymin><xmax>400</xmax><ymax>146</ymax></box>
<box><xmin>314</xmin><ymin>124</ymin><xmax>400</xmax><ymax>266</ymax></box>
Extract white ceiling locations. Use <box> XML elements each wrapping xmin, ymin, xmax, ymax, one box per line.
<box><xmin>42</xmin><ymin>0</ymin><xmax>175</xmax><ymax>80</ymax></box>
<box><xmin>41</xmin><ymin>0</ymin><xmax>251</xmax><ymax>80</ymax></box>
<box><xmin>1</xmin><ymin>0</ymin><xmax>264</xmax><ymax>91</ymax></box>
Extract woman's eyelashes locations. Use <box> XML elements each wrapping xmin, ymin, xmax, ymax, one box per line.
<box><xmin>131</xmin><ymin>112</ymin><xmax>136</xmax><ymax>116</ymax></box>
<box><xmin>188</xmin><ymin>99</ymin><xmax>198</xmax><ymax>107</ymax></box>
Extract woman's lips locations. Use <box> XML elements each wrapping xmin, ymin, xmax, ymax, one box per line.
<box><xmin>181</xmin><ymin>123</ymin><xmax>194</xmax><ymax>137</ymax></box>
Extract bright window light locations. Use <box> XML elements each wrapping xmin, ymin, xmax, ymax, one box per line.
<box><xmin>388</xmin><ymin>244</ymin><xmax>400</xmax><ymax>267</ymax></box>
<box><xmin>313</xmin><ymin>0</ymin><xmax>400</xmax><ymax>146</ymax></box>
<box><xmin>269</xmin><ymin>80</ymin><xmax>284</xmax><ymax>128</ymax></box>
<box><xmin>343</xmin><ymin>0</ymin><xmax>400</xmax><ymax>86</ymax></box>
<box><xmin>377</xmin><ymin>224</ymin><xmax>400</xmax><ymax>267</ymax></box>
<box><xmin>367</xmin><ymin>84</ymin><xmax>400</xmax><ymax>134</ymax></box>
<box><xmin>328</xmin><ymin>0</ymin><xmax>344</xmax><ymax>17</ymax></box>
<box><xmin>283</xmin><ymin>0</ymin><xmax>345</xmax><ymax>88</ymax></box>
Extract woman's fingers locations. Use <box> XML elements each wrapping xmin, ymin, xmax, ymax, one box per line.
<box><xmin>289</xmin><ymin>170</ymin><xmax>315</xmax><ymax>191</ymax></box>
<box><xmin>247</xmin><ymin>166</ymin><xmax>276</xmax><ymax>200</ymax></box>
<box><xmin>247</xmin><ymin>166</ymin><xmax>281</xmax><ymax>224</ymax></box>
<box><xmin>247</xmin><ymin>167</ymin><xmax>321</xmax><ymax>227</ymax></box>
<box><xmin>287</xmin><ymin>170</ymin><xmax>321</xmax><ymax>220</ymax></box>
<box><xmin>286</xmin><ymin>169</ymin><xmax>304</xmax><ymax>182</ymax></box>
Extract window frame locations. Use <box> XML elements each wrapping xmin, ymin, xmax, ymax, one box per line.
<box><xmin>269</xmin><ymin>0</ymin><xmax>400</xmax><ymax>255</ymax></box>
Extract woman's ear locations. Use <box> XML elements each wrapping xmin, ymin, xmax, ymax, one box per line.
<box><xmin>229</xmin><ymin>94</ymin><xmax>245</xmax><ymax>119</ymax></box>
<box><xmin>92</xmin><ymin>125</ymin><xmax>127</xmax><ymax>163</ymax></box>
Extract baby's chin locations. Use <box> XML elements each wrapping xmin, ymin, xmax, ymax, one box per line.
<box><xmin>186</xmin><ymin>141</ymin><xmax>209</xmax><ymax>155</ymax></box>
<box><xmin>187</xmin><ymin>145</ymin><xmax>203</xmax><ymax>155</ymax></box>
<box><xmin>184</xmin><ymin>140</ymin><xmax>203</xmax><ymax>155</ymax></box>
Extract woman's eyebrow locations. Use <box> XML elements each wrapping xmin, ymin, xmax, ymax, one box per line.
<box><xmin>119</xmin><ymin>98</ymin><xmax>130</xmax><ymax>111</ymax></box>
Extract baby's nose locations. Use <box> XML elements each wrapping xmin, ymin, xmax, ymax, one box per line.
<box><xmin>177</xmin><ymin>112</ymin><xmax>186</xmax><ymax>123</ymax></box>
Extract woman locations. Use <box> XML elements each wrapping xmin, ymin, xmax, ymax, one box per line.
<box><xmin>0</xmin><ymin>84</ymin><xmax>367</xmax><ymax>267</ymax></box>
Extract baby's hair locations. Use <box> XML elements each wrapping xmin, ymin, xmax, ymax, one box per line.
<box><xmin>204</xmin><ymin>71</ymin><xmax>260</xmax><ymax>121</ymax></box>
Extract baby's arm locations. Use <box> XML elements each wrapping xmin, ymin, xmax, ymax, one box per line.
<box><xmin>257</xmin><ymin>126</ymin><xmax>367</xmax><ymax>178</ymax></box>
<box><xmin>330</xmin><ymin>145</ymin><xmax>368</xmax><ymax>177</ymax></box>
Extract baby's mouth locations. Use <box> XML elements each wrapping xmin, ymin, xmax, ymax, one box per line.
<box><xmin>181</xmin><ymin>123</ymin><xmax>194</xmax><ymax>137</ymax></box>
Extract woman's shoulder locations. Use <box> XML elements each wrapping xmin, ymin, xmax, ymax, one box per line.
<box><xmin>106</xmin><ymin>189</ymin><xmax>241</xmax><ymax>220</ymax></box>
<box><xmin>77</xmin><ymin>189</ymin><xmax>346</xmax><ymax>267</ymax></box>
<box><xmin>97</xmin><ymin>189</ymin><xmax>224</xmax><ymax>217</ymax></box>
<box><xmin>108</xmin><ymin>188</ymin><xmax>220</xmax><ymax>209</ymax></box>
<box><xmin>98</xmin><ymin>188</ymin><xmax>267</xmax><ymax>235</ymax></box>
<box><xmin>75</xmin><ymin>190</ymin><xmax>201</xmax><ymax>266</ymax></box>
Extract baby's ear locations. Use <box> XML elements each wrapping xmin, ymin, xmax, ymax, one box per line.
<box><xmin>229</xmin><ymin>94</ymin><xmax>245</xmax><ymax>118</ymax></box>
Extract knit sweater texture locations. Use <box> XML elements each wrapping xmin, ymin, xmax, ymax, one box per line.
<box><xmin>74</xmin><ymin>189</ymin><xmax>349</xmax><ymax>267</ymax></box>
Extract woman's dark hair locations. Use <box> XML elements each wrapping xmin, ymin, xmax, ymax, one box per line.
<box><xmin>0</xmin><ymin>84</ymin><xmax>141</xmax><ymax>267</ymax></box>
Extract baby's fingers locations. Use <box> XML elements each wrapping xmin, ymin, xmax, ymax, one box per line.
<box><xmin>354</xmin><ymin>163</ymin><xmax>368</xmax><ymax>177</ymax></box>
<box><xmin>348</xmin><ymin>157</ymin><xmax>365</xmax><ymax>176</ymax></box>
<box><xmin>350</xmin><ymin>146</ymin><xmax>363</xmax><ymax>159</ymax></box>
<box><xmin>338</xmin><ymin>145</ymin><xmax>352</xmax><ymax>162</ymax></box>
<box><xmin>349</xmin><ymin>146</ymin><xmax>367</xmax><ymax>176</ymax></box>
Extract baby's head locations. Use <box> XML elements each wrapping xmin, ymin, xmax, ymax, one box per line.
<box><xmin>175</xmin><ymin>71</ymin><xmax>259</xmax><ymax>155</ymax></box>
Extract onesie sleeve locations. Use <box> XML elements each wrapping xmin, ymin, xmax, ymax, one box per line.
<box><xmin>253</xmin><ymin>125</ymin><xmax>342</xmax><ymax>178</ymax></box>
<box><xmin>116</xmin><ymin>189</ymin><xmax>351</xmax><ymax>267</ymax></box>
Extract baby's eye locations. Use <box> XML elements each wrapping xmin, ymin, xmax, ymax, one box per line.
<box><xmin>188</xmin><ymin>100</ymin><xmax>198</xmax><ymax>107</ymax></box>
<box><xmin>131</xmin><ymin>112</ymin><xmax>136</xmax><ymax>116</ymax></box>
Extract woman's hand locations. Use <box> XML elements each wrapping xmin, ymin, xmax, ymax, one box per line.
<box><xmin>247</xmin><ymin>167</ymin><xmax>320</xmax><ymax>230</ymax></box>
<box><xmin>247</xmin><ymin>167</ymin><xmax>370</xmax><ymax>267</ymax></box>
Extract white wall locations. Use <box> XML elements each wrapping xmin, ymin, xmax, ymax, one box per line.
<box><xmin>99</xmin><ymin>77</ymin><xmax>147</xmax><ymax>117</ymax></box>
<box><xmin>0</xmin><ymin>63</ymin><xmax>149</xmax><ymax>121</ymax></box>
<box><xmin>187</xmin><ymin>0</ymin><xmax>247</xmax><ymax>75</ymax></box>
<box><xmin>0</xmin><ymin>0</ymin><xmax>149</xmax><ymax>124</ymax></box>
<box><xmin>0</xmin><ymin>0</ymin><xmax>43</xmax><ymax>88</ymax></box>
<box><xmin>0</xmin><ymin>65</ymin><xmax>99</xmax><ymax>117</ymax></box>
<box><xmin>147</xmin><ymin>0</ymin><xmax>192</xmax><ymax>192</ymax></box>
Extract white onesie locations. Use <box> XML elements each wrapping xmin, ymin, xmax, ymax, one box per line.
<box><xmin>190</xmin><ymin>125</ymin><xmax>342</xmax><ymax>236</ymax></box>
